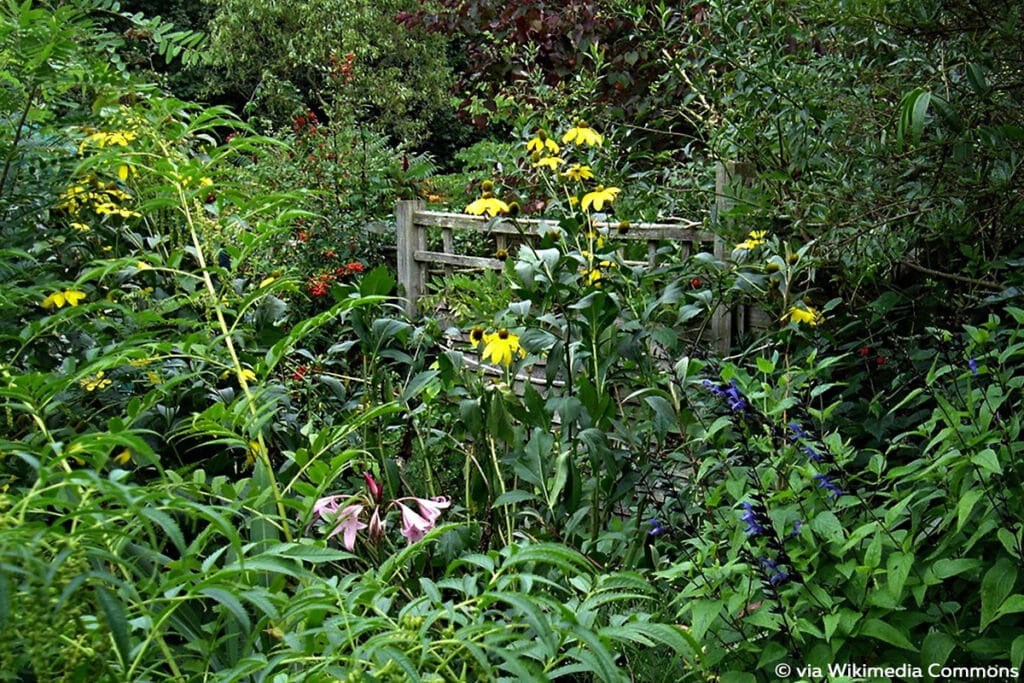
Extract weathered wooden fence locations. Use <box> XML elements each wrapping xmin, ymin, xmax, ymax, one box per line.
<box><xmin>395</xmin><ymin>161</ymin><xmax>755</xmax><ymax>352</ymax></box>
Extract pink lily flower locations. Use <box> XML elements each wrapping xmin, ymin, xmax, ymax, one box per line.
<box><xmin>326</xmin><ymin>504</ymin><xmax>367</xmax><ymax>551</ymax></box>
<box><xmin>396</xmin><ymin>501</ymin><xmax>432</xmax><ymax>544</ymax></box>
<box><xmin>412</xmin><ymin>496</ymin><xmax>451</xmax><ymax>525</ymax></box>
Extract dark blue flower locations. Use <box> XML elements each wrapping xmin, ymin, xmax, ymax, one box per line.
<box><xmin>741</xmin><ymin>501</ymin><xmax>768</xmax><ymax>537</ymax></box>
<box><xmin>789</xmin><ymin>520</ymin><xmax>803</xmax><ymax>538</ymax></box>
<box><xmin>804</xmin><ymin>446</ymin><xmax>822</xmax><ymax>462</ymax></box>
<box><xmin>647</xmin><ymin>518</ymin><xmax>667</xmax><ymax>537</ymax></box>
<box><xmin>788</xmin><ymin>422</ymin><xmax>807</xmax><ymax>441</ymax></box>
<box><xmin>758</xmin><ymin>557</ymin><xmax>790</xmax><ymax>586</ymax></box>
<box><xmin>813</xmin><ymin>473</ymin><xmax>844</xmax><ymax>500</ymax></box>
<box><xmin>969</xmin><ymin>358</ymin><xmax>979</xmax><ymax>376</ymax></box>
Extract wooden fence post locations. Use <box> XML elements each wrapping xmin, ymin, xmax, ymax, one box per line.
<box><xmin>396</xmin><ymin>199</ymin><xmax>425</xmax><ymax>317</ymax></box>
<box><xmin>712</xmin><ymin>160</ymin><xmax>754</xmax><ymax>353</ymax></box>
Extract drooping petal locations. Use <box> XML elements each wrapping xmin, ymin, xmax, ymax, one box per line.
<box><xmin>413</xmin><ymin>496</ymin><xmax>451</xmax><ymax>525</ymax></box>
<box><xmin>397</xmin><ymin>501</ymin><xmax>432</xmax><ymax>544</ymax></box>
<box><xmin>327</xmin><ymin>504</ymin><xmax>367</xmax><ymax>551</ymax></box>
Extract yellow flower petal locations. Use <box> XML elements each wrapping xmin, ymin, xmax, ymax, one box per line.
<box><xmin>465</xmin><ymin>196</ymin><xmax>510</xmax><ymax>217</ymax></box>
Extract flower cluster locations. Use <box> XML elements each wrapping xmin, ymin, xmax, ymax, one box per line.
<box><xmin>292</xmin><ymin>109</ymin><xmax>320</xmax><ymax>136</ymax></box>
<box><xmin>58</xmin><ymin>179</ymin><xmax>140</xmax><ymax>219</ymax></box>
<box><xmin>308</xmin><ymin>473</ymin><xmax>451</xmax><ymax>550</ymax></box>
<box><xmin>80</xmin><ymin>371</ymin><xmax>113</xmax><ymax>392</ymax></box>
<box><xmin>306</xmin><ymin>262</ymin><xmax>365</xmax><ymax>297</ymax></box>
<box><xmin>469</xmin><ymin>327</ymin><xmax>525</xmax><ymax>367</ymax></box>
<box><xmin>701</xmin><ymin>378</ymin><xmax>747</xmax><ymax>412</ymax></box>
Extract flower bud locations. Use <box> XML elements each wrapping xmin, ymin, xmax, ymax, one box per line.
<box><xmin>481</xmin><ymin>180</ymin><xmax>494</xmax><ymax>193</ymax></box>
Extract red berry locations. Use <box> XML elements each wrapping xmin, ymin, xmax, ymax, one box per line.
<box><xmin>876</xmin><ymin>356</ymin><xmax>885</xmax><ymax>365</ymax></box>
<box><xmin>690</xmin><ymin>278</ymin><xmax>703</xmax><ymax>288</ymax></box>
<box><xmin>860</xmin><ymin>346</ymin><xmax>870</xmax><ymax>356</ymax></box>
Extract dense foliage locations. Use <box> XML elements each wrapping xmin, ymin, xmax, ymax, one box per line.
<box><xmin>2</xmin><ymin>0</ymin><xmax>1022</xmax><ymax>681</ymax></box>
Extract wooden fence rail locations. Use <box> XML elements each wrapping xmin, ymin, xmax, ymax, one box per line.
<box><xmin>395</xmin><ymin>161</ymin><xmax>754</xmax><ymax>352</ymax></box>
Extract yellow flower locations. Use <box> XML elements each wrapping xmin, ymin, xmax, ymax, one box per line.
<box><xmin>562</xmin><ymin>164</ymin><xmax>594</xmax><ymax>181</ymax></box>
<box><xmin>533</xmin><ymin>156</ymin><xmax>565</xmax><ymax>170</ymax></box>
<box><xmin>581</xmin><ymin>185</ymin><xmax>621</xmax><ymax>212</ymax></box>
<box><xmin>70</xmin><ymin>222</ymin><xmax>91</xmax><ymax>232</ymax></box>
<box><xmin>221</xmin><ymin>368</ymin><xmax>257</xmax><ymax>383</ymax></box>
<box><xmin>526</xmin><ymin>134</ymin><xmax>560</xmax><ymax>155</ymax></box>
<box><xmin>582</xmin><ymin>268</ymin><xmax>603</xmax><ymax>286</ymax></box>
<box><xmin>465</xmin><ymin>196</ymin><xmax>510</xmax><ymax>217</ymax></box>
<box><xmin>146</xmin><ymin>371</ymin><xmax>163</xmax><ymax>386</ymax></box>
<box><xmin>113</xmin><ymin>449</ymin><xmax>132</xmax><ymax>465</ymax></box>
<box><xmin>80</xmin><ymin>371</ymin><xmax>113</xmax><ymax>392</ymax></box>
<box><xmin>481</xmin><ymin>329</ymin><xmax>525</xmax><ymax>367</ymax></box>
<box><xmin>785</xmin><ymin>304</ymin><xmax>823</xmax><ymax>326</ymax></box>
<box><xmin>735</xmin><ymin>230</ymin><xmax>769</xmax><ymax>250</ymax></box>
<box><xmin>562</xmin><ymin>122</ymin><xmax>604</xmax><ymax>147</ymax></box>
<box><xmin>41</xmin><ymin>289</ymin><xmax>87</xmax><ymax>309</ymax></box>
<box><xmin>469</xmin><ymin>326</ymin><xmax>486</xmax><ymax>347</ymax></box>
<box><xmin>246</xmin><ymin>440</ymin><xmax>264</xmax><ymax>467</ymax></box>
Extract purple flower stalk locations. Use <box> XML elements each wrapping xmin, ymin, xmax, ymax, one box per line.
<box><xmin>647</xmin><ymin>518</ymin><xmax>667</xmax><ymax>537</ymax></box>
<box><xmin>741</xmin><ymin>501</ymin><xmax>768</xmax><ymax>537</ymax></box>
<box><xmin>969</xmin><ymin>358</ymin><xmax>979</xmax><ymax>376</ymax></box>
<box><xmin>813</xmin><ymin>473</ymin><xmax>844</xmax><ymax>500</ymax></box>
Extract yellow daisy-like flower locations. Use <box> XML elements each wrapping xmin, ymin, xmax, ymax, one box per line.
<box><xmin>562</xmin><ymin>122</ymin><xmax>604</xmax><ymax>147</ymax></box>
<box><xmin>735</xmin><ymin>230</ymin><xmax>769</xmax><ymax>250</ymax></box>
<box><xmin>526</xmin><ymin>133</ymin><xmax>560</xmax><ymax>156</ymax></box>
<box><xmin>469</xmin><ymin>326</ymin><xmax>486</xmax><ymax>347</ymax></box>
<box><xmin>581</xmin><ymin>185</ymin><xmax>621</xmax><ymax>212</ymax></box>
<box><xmin>582</xmin><ymin>267</ymin><xmax>603</xmax><ymax>286</ymax></box>
<box><xmin>41</xmin><ymin>289</ymin><xmax>87</xmax><ymax>309</ymax></box>
<box><xmin>70</xmin><ymin>222</ymin><xmax>91</xmax><ymax>232</ymax></box>
<box><xmin>562</xmin><ymin>164</ymin><xmax>594</xmax><ymax>181</ymax></box>
<box><xmin>465</xmin><ymin>196</ymin><xmax>510</xmax><ymax>217</ymax></box>
<box><xmin>785</xmin><ymin>304</ymin><xmax>823</xmax><ymax>326</ymax></box>
<box><xmin>533</xmin><ymin>156</ymin><xmax>565</xmax><ymax>170</ymax></box>
<box><xmin>481</xmin><ymin>329</ymin><xmax>525</xmax><ymax>367</ymax></box>
<box><xmin>80</xmin><ymin>371</ymin><xmax>113</xmax><ymax>392</ymax></box>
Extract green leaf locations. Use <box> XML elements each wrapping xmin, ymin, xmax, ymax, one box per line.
<box><xmin>1012</xmin><ymin>634</ymin><xmax>1024</xmax><ymax>669</ymax></box>
<box><xmin>931</xmin><ymin>558</ymin><xmax>982</xmax><ymax>579</ymax></box>
<box><xmin>859</xmin><ymin>618</ymin><xmax>916</xmax><ymax>651</ymax></box>
<box><xmin>957</xmin><ymin>488</ymin><xmax>985</xmax><ymax>533</ymax></box>
<box><xmin>981</xmin><ymin>558</ymin><xmax>1018</xmax><ymax>629</ymax></box>
<box><xmin>971</xmin><ymin>448</ymin><xmax>1002</xmax><ymax>475</ymax></box>
<box><xmin>887</xmin><ymin>551</ymin><xmax>914</xmax><ymax>600</ymax></box>
<box><xmin>95</xmin><ymin>586</ymin><xmax>131</xmax><ymax>665</ymax></box>
<box><xmin>199</xmin><ymin>586</ymin><xmax>252</xmax><ymax>632</ymax></box>
<box><xmin>689</xmin><ymin>599</ymin><xmax>723</xmax><ymax>642</ymax></box>
<box><xmin>921</xmin><ymin>631</ymin><xmax>956</xmax><ymax>670</ymax></box>
<box><xmin>995</xmin><ymin>595</ymin><xmax>1024</xmax><ymax>620</ymax></box>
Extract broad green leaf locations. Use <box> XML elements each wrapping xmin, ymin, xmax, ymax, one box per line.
<box><xmin>981</xmin><ymin>559</ymin><xmax>1018</xmax><ymax>629</ymax></box>
<box><xmin>859</xmin><ymin>618</ymin><xmax>916</xmax><ymax>651</ymax></box>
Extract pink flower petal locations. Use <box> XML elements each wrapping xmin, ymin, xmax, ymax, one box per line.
<box><xmin>397</xmin><ymin>501</ymin><xmax>432</xmax><ymax>544</ymax></box>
